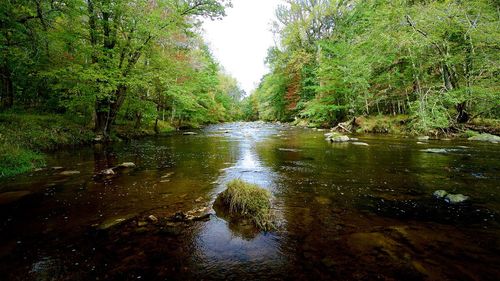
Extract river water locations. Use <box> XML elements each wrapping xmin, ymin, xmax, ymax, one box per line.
<box><xmin>0</xmin><ymin>122</ymin><xmax>499</xmax><ymax>280</ymax></box>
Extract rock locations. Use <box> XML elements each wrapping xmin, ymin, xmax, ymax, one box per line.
<box><xmin>433</xmin><ymin>190</ymin><xmax>448</xmax><ymax>199</ymax></box>
<box><xmin>351</xmin><ymin>142</ymin><xmax>369</xmax><ymax>146</ymax></box>
<box><xmin>101</xmin><ymin>168</ymin><xmax>115</xmax><ymax>175</ymax></box>
<box><xmin>59</xmin><ymin>170</ymin><xmax>80</xmax><ymax>176</ymax></box>
<box><xmin>445</xmin><ymin>194</ymin><xmax>469</xmax><ymax>204</ymax></box>
<box><xmin>416</xmin><ymin>142</ymin><xmax>426</xmax><ymax>145</ymax></box>
<box><xmin>94</xmin><ymin>135</ymin><xmax>104</xmax><ymax>142</ymax></box>
<box><xmin>421</xmin><ymin>148</ymin><xmax>449</xmax><ymax>154</ymax></box>
<box><xmin>325</xmin><ymin>132</ymin><xmax>350</xmax><ymax>142</ymax></box>
<box><xmin>468</xmin><ymin>133</ymin><xmax>500</xmax><ymax>143</ymax></box>
<box><xmin>0</xmin><ymin>191</ymin><xmax>32</xmax><ymax>205</ymax></box>
<box><xmin>97</xmin><ymin>216</ymin><xmax>133</xmax><ymax>230</ymax></box>
<box><xmin>118</xmin><ymin>162</ymin><xmax>136</xmax><ymax>168</ymax></box>
<box><xmin>161</xmin><ymin>172</ymin><xmax>174</xmax><ymax>178</ymax></box>
<box><xmin>417</xmin><ymin>136</ymin><xmax>430</xmax><ymax>141</ymax></box>
<box><xmin>137</xmin><ymin>221</ymin><xmax>147</xmax><ymax>227</ymax></box>
<box><xmin>51</xmin><ymin>166</ymin><xmax>63</xmax><ymax>170</ymax></box>
<box><xmin>183</xmin><ymin>132</ymin><xmax>197</xmax><ymax>135</ymax></box>
<box><xmin>195</xmin><ymin>196</ymin><xmax>203</xmax><ymax>203</ymax></box>
<box><xmin>148</xmin><ymin>215</ymin><xmax>158</xmax><ymax>223</ymax></box>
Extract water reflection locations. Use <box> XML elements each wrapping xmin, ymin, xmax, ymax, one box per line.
<box><xmin>194</xmin><ymin>123</ymin><xmax>284</xmax><ymax>272</ymax></box>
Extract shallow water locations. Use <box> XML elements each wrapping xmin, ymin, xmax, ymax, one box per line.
<box><xmin>1</xmin><ymin>122</ymin><xmax>499</xmax><ymax>280</ymax></box>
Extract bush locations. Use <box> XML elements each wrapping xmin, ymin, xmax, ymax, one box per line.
<box><xmin>217</xmin><ymin>179</ymin><xmax>274</xmax><ymax>231</ymax></box>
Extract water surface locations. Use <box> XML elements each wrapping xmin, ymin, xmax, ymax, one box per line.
<box><xmin>1</xmin><ymin>122</ymin><xmax>499</xmax><ymax>280</ymax></box>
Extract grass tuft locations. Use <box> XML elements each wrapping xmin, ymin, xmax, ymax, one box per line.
<box><xmin>218</xmin><ymin>179</ymin><xmax>274</xmax><ymax>231</ymax></box>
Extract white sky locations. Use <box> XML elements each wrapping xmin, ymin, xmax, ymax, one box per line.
<box><xmin>202</xmin><ymin>0</ymin><xmax>282</xmax><ymax>95</ymax></box>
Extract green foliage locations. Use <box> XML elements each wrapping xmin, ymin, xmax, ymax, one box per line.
<box><xmin>1</xmin><ymin>0</ymin><xmax>240</xmax><ymax>135</ymax></box>
<box><xmin>249</xmin><ymin>0</ymin><xmax>499</xmax><ymax>132</ymax></box>
<box><xmin>218</xmin><ymin>179</ymin><xmax>274</xmax><ymax>231</ymax></box>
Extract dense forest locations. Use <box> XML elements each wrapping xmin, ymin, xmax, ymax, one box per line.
<box><xmin>0</xmin><ymin>0</ymin><xmax>240</xmax><ymax>136</ymax></box>
<box><xmin>243</xmin><ymin>0</ymin><xmax>499</xmax><ymax>133</ymax></box>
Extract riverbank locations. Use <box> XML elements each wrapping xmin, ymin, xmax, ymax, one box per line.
<box><xmin>0</xmin><ymin>112</ymin><xmax>175</xmax><ymax>178</ymax></box>
<box><xmin>292</xmin><ymin>115</ymin><xmax>500</xmax><ymax>137</ymax></box>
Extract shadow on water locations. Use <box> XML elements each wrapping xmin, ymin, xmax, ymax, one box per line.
<box><xmin>0</xmin><ymin>122</ymin><xmax>499</xmax><ymax>280</ymax></box>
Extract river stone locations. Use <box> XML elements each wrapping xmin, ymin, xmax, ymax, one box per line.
<box><xmin>351</xmin><ymin>142</ymin><xmax>369</xmax><ymax>146</ymax></box>
<box><xmin>0</xmin><ymin>191</ymin><xmax>32</xmax><ymax>205</ymax></box>
<box><xmin>59</xmin><ymin>170</ymin><xmax>80</xmax><ymax>176</ymax></box>
<box><xmin>421</xmin><ymin>148</ymin><xmax>449</xmax><ymax>154</ymax></box>
<box><xmin>433</xmin><ymin>190</ymin><xmax>448</xmax><ymax>199</ymax></box>
<box><xmin>118</xmin><ymin>162</ymin><xmax>136</xmax><ymax>168</ymax></box>
<box><xmin>183</xmin><ymin>132</ymin><xmax>197</xmax><ymax>135</ymax></box>
<box><xmin>101</xmin><ymin>168</ymin><xmax>115</xmax><ymax>175</ymax></box>
<box><xmin>468</xmin><ymin>133</ymin><xmax>500</xmax><ymax>143</ymax></box>
<box><xmin>417</xmin><ymin>136</ymin><xmax>430</xmax><ymax>141</ymax></box>
<box><xmin>445</xmin><ymin>194</ymin><xmax>469</xmax><ymax>204</ymax></box>
<box><xmin>325</xmin><ymin>132</ymin><xmax>350</xmax><ymax>142</ymax></box>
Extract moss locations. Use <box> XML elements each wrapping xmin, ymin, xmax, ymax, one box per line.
<box><xmin>216</xmin><ymin>179</ymin><xmax>274</xmax><ymax>231</ymax></box>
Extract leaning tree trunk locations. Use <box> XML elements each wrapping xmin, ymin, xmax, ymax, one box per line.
<box><xmin>0</xmin><ymin>64</ymin><xmax>13</xmax><ymax>109</ymax></box>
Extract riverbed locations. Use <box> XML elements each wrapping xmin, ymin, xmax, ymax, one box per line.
<box><xmin>1</xmin><ymin>122</ymin><xmax>499</xmax><ymax>280</ymax></box>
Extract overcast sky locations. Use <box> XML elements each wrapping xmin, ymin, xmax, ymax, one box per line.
<box><xmin>202</xmin><ymin>0</ymin><xmax>282</xmax><ymax>95</ymax></box>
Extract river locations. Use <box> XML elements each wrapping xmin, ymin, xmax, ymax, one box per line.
<box><xmin>0</xmin><ymin>122</ymin><xmax>499</xmax><ymax>280</ymax></box>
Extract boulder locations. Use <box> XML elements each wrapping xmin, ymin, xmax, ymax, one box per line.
<box><xmin>445</xmin><ymin>194</ymin><xmax>469</xmax><ymax>204</ymax></box>
<box><xmin>468</xmin><ymin>133</ymin><xmax>500</xmax><ymax>143</ymax></box>
<box><xmin>101</xmin><ymin>168</ymin><xmax>115</xmax><ymax>175</ymax></box>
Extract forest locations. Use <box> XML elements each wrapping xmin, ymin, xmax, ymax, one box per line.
<box><xmin>243</xmin><ymin>0</ymin><xmax>499</xmax><ymax>133</ymax></box>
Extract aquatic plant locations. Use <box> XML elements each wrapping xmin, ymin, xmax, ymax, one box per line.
<box><xmin>217</xmin><ymin>179</ymin><xmax>274</xmax><ymax>231</ymax></box>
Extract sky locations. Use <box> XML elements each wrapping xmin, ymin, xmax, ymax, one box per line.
<box><xmin>202</xmin><ymin>0</ymin><xmax>282</xmax><ymax>95</ymax></box>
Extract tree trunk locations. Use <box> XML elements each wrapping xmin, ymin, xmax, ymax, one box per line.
<box><xmin>0</xmin><ymin>64</ymin><xmax>13</xmax><ymax>109</ymax></box>
<box><xmin>94</xmin><ymin>85</ymin><xmax>128</xmax><ymax>138</ymax></box>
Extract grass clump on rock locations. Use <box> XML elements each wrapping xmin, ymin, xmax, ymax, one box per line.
<box><xmin>216</xmin><ymin>179</ymin><xmax>274</xmax><ymax>231</ymax></box>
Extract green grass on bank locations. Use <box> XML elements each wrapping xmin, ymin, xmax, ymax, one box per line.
<box><xmin>0</xmin><ymin>112</ymin><xmax>176</xmax><ymax>178</ymax></box>
<box><xmin>217</xmin><ymin>179</ymin><xmax>274</xmax><ymax>231</ymax></box>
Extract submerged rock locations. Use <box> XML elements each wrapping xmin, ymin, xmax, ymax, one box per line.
<box><xmin>445</xmin><ymin>194</ymin><xmax>469</xmax><ymax>204</ymax></box>
<box><xmin>433</xmin><ymin>190</ymin><xmax>469</xmax><ymax>204</ymax></box>
<box><xmin>101</xmin><ymin>168</ymin><xmax>115</xmax><ymax>176</ymax></box>
<box><xmin>183</xmin><ymin>132</ymin><xmax>197</xmax><ymax>135</ymax></box>
<box><xmin>59</xmin><ymin>170</ymin><xmax>80</xmax><ymax>176</ymax></box>
<box><xmin>148</xmin><ymin>215</ymin><xmax>158</xmax><ymax>223</ymax></box>
<box><xmin>468</xmin><ymin>133</ymin><xmax>500</xmax><ymax>143</ymax></box>
<box><xmin>351</xmin><ymin>142</ymin><xmax>369</xmax><ymax>146</ymax></box>
<box><xmin>421</xmin><ymin>148</ymin><xmax>449</xmax><ymax>154</ymax></box>
<box><xmin>433</xmin><ymin>190</ymin><xmax>448</xmax><ymax>199</ymax></box>
<box><xmin>0</xmin><ymin>191</ymin><xmax>32</xmax><ymax>205</ymax></box>
<box><xmin>417</xmin><ymin>136</ymin><xmax>430</xmax><ymax>141</ymax></box>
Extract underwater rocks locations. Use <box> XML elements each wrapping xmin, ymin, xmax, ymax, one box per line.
<box><xmin>433</xmin><ymin>190</ymin><xmax>469</xmax><ymax>204</ymax></box>
<box><xmin>0</xmin><ymin>191</ymin><xmax>32</xmax><ymax>205</ymax></box>
<box><xmin>59</xmin><ymin>170</ymin><xmax>80</xmax><ymax>176</ymax></box>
